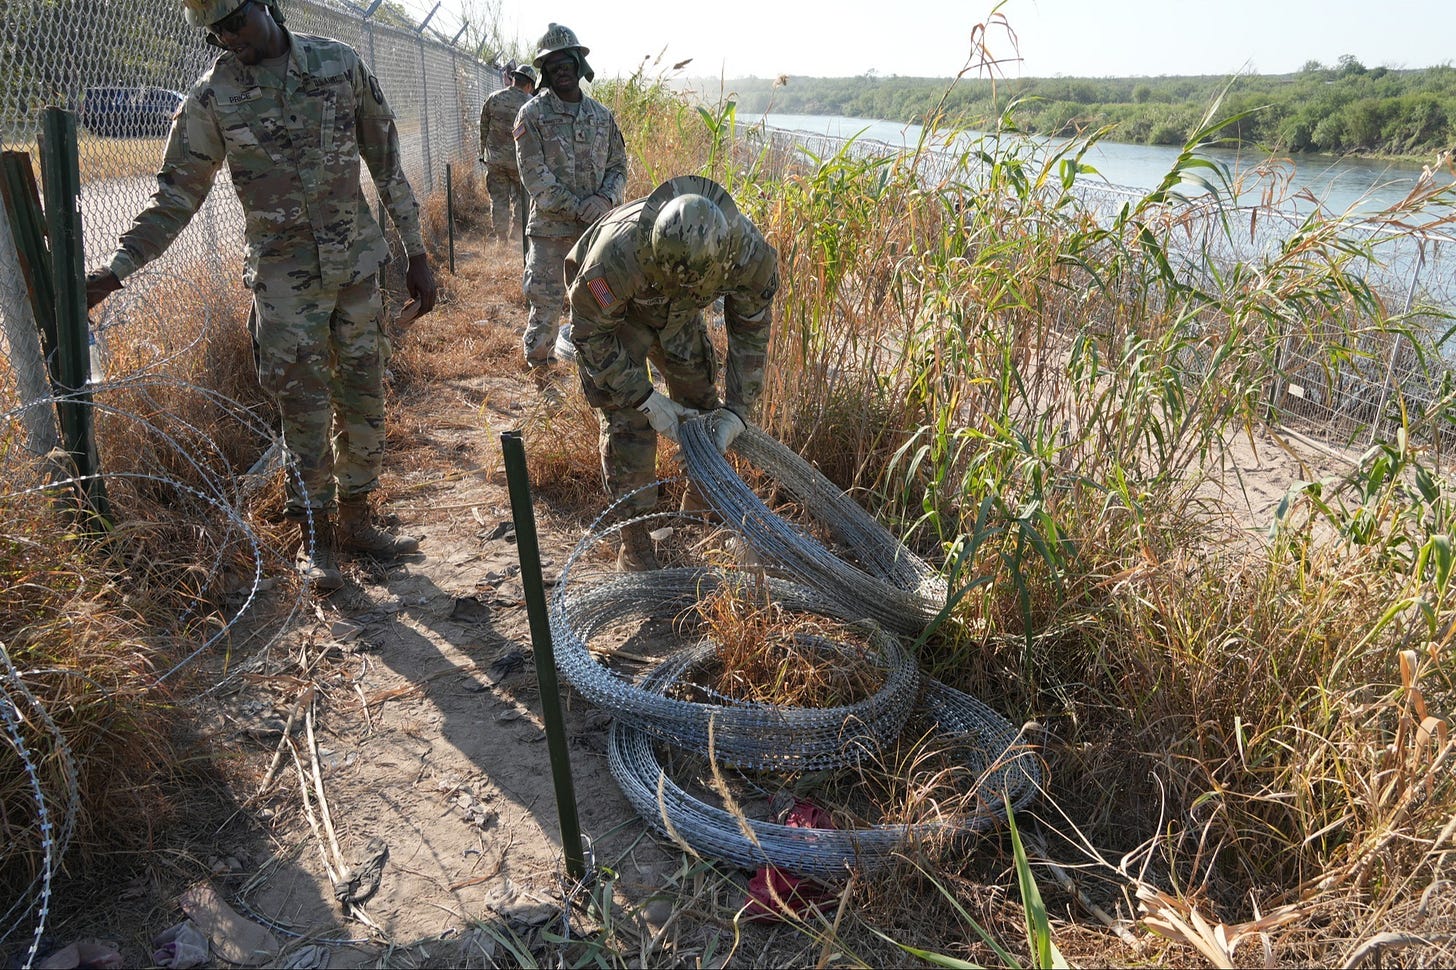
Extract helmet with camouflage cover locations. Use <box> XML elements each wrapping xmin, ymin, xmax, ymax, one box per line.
<box><xmin>511</xmin><ymin>64</ymin><xmax>538</xmax><ymax>87</ymax></box>
<box><xmin>182</xmin><ymin>0</ymin><xmax>238</xmax><ymax>27</ymax></box>
<box><xmin>649</xmin><ymin>197</ymin><xmax>732</xmax><ymax>288</ymax></box>
<box><xmin>532</xmin><ymin>23</ymin><xmax>589</xmax><ymax>69</ymax></box>
<box><xmin>181</xmin><ymin>0</ymin><xmax>282</xmax><ymax>28</ymax></box>
<box><xmin>639</xmin><ymin>176</ymin><xmax>743</xmax><ymax>288</ymax></box>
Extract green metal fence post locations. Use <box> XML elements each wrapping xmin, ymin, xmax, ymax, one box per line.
<box><xmin>499</xmin><ymin>430</ymin><xmax>585</xmax><ymax>880</ymax></box>
<box><xmin>446</xmin><ymin>162</ymin><xmax>455</xmax><ymax>274</ymax></box>
<box><xmin>39</xmin><ymin>106</ymin><xmax>110</xmax><ymax>526</ymax></box>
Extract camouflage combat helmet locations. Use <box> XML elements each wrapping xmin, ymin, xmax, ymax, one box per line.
<box><xmin>644</xmin><ymin>180</ymin><xmax>739</xmax><ymax>289</ymax></box>
<box><xmin>511</xmin><ymin>64</ymin><xmax>538</xmax><ymax>86</ymax></box>
<box><xmin>532</xmin><ymin>23</ymin><xmax>589</xmax><ymax>69</ymax></box>
<box><xmin>182</xmin><ymin>0</ymin><xmax>281</xmax><ymax>28</ymax></box>
<box><xmin>182</xmin><ymin>0</ymin><xmax>239</xmax><ymax>27</ymax></box>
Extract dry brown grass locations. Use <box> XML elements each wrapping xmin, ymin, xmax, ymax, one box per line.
<box><xmin>0</xmin><ymin>481</ymin><xmax>188</xmax><ymax>900</ymax></box>
<box><xmin>692</xmin><ymin>582</ymin><xmax>885</xmax><ymax>710</ymax></box>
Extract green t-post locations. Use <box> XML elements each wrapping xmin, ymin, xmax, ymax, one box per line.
<box><xmin>500</xmin><ymin>429</ymin><xmax>585</xmax><ymax>880</ymax></box>
<box><xmin>40</xmin><ymin>106</ymin><xmax>110</xmax><ymax>526</ymax></box>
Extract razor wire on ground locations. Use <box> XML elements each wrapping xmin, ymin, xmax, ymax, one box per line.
<box><xmin>550</xmin><ymin>417</ymin><xmax>1042</xmax><ymax>879</ymax></box>
<box><xmin>0</xmin><ymin>283</ymin><xmax>336</xmax><ymax>960</ymax></box>
<box><xmin>753</xmin><ymin>120</ymin><xmax>1456</xmax><ymax>456</ymax></box>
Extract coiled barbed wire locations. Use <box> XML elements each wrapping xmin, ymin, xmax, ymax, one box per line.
<box><xmin>676</xmin><ymin>418</ymin><xmax>948</xmax><ymax>635</ymax></box>
<box><xmin>555</xmin><ymin>467</ymin><xmax>1039</xmax><ymax>878</ymax></box>
<box><xmin>550</xmin><ymin>507</ymin><xmax>922</xmax><ymax>769</ymax></box>
<box><xmin>608</xmin><ymin>668</ymin><xmax>1043</xmax><ymax>881</ymax></box>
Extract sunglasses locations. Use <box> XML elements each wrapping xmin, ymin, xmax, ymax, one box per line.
<box><xmin>212</xmin><ymin>0</ymin><xmax>254</xmax><ymax>34</ymax></box>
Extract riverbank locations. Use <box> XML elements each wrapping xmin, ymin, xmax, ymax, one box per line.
<box><xmin>713</xmin><ymin>64</ymin><xmax>1456</xmax><ymax>160</ymax></box>
<box><xmin>760</xmin><ymin>112</ymin><xmax>1456</xmax><ymax>214</ymax></box>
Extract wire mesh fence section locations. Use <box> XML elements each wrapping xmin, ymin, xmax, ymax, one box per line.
<box><xmin>0</xmin><ymin>0</ymin><xmax>503</xmax><ymax>429</ymax></box>
<box><xmin>0</xmin><ymin>3</ymin><xmax>502</xmax><ymax>956</ymax></box>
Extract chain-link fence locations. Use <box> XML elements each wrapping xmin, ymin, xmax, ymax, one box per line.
<box><xmin>759</xmin><ymin>121</ymin><xmax>1456</xmax><ymax>453</ymax></box>
<box><xmin>1</xmin><ymin>4</ymin><xmax>503</xmax><ymax>961</ymax></box>
<box><xmin>0</xmin><ymin>0</ymin><xmax>503</xmax><ymax>434</ymax></box>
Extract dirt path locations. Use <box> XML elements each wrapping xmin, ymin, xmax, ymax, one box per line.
<box><xmin>197</xmin><ymin>260</ymin><xmax>691</xmax><ymax>968</ymax></box>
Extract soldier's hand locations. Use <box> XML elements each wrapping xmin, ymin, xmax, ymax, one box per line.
<box><xmin>85</xmin><ymin>268</ymin><xmax>121</xmax><ymax>310</ymax></box>
<box><xmin>405</xmin><ymin>253</ymin><xmax>438</xmax><ymax>317</ymax></box>
<box><xmin>708</xmin><ymin>407</ymin><xmax>746</xmax><ymax>454</ymax></box>
<box><xmin>637</xmin><ymin>390</ymin><xmax>697</xmax><ymax>443</ymax></box>
<box><xmin>578</xmin><ymin>193</ymin><xmax>612</xmax><ymax>225</ymax></box>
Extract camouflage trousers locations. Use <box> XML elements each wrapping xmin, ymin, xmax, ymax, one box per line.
<box><xmin>484</xmin><ymin>163</ymin><xmax>524</xmax><ymax>242</ymax></box>
<box><xmin>522</xmin><ymin>233</ymin><xmax>579</xmax><ymax>365</ymax></box>
<box><xmin>589</xmin><ymin>312</ymin><xmax>721</xmax><ymax>514</ymax></box>
<box><xmin>250</xmin><ymin>276</ymin><xmax>387</xmax><ymax>519</ymax></box>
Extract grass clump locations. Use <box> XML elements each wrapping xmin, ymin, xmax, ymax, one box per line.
<box><xmin>0</xmin><ymin>478</ymin><xmax>182</xmax><ymax>905</ymax></box>
<box><xmin>693</xmin><ymin>582</ymin><xmax>885</xmax><ymax>709</ymax></box>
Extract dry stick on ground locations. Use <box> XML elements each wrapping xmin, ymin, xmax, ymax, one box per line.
<box><xmin>1025</xmin><ymin>832</ymin><xmax>1139</xmax><ymax>946</ymax></box>
<box><xmin>247</xmin><ymin>684</ymin><xmax>316</xmax><ymax>805</ymax></box>
<box><xmin>287</xmin><ymin>736</ymin><xmax>340</xmax><ymax>885</ymax></box>
<box><xmin>352</xmin><ymin>680</ymin><xmax>373</xmax><ymax>734</ymax></box>
<box><xmin>284</xmin><ymin>709</ymin><xmax>384</xmax><ymax>934</ymax></box>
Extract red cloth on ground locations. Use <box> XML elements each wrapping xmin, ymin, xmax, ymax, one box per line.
<box><xmin>742</xmin><ymin>799</ymin><xmax>836</xmax><ymax>921</ymax></box>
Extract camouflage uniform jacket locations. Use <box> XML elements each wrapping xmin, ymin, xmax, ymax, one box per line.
<box><xmin>513</xmin><ymin>89</ymin><xmax>627</xmax><ymax>238</ymax></box>
<box><xmin>106</xmin><ymin>30</ymin><xmax>425</xmax><ymax>292</ymax></box>
<box><xmin>565</xmin><ymin>200</ymin><xmax>779</xmax><ymax>412</ymax></box>
<box><xmin>479</xmin><ymin>85</ymin><xmax>529</xmax><ymax>170</ymax></box>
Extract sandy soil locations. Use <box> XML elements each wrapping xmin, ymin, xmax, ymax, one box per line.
<box><xmin>28</xmin><ymin>239</ymin><xmax>1363</xmax><ymax>970</ymax></box>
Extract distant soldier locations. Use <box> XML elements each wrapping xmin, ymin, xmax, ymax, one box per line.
<box><xmin>514</xmin><ymin>22</ymin><xmax>627</xmax><ymax>371</ymax></box>
<box><xmin>478</xmin><ymin>63</ymin><xmax>536</xmax><ymax>243</ymax></box>
<box><xmin>85</xmin><ymin>0</ymin><xmax>437</xmax><ymax>592</ymax></box>
<box><xmin>563</xmin><ymin>176</ymin><xmax>779</xmax><ymax>570</ymax></box>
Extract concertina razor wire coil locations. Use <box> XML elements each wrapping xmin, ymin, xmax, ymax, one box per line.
<box><xmin>549</xmin><ymin>422</ymin><xmax>1041</xmax><ymax>878</ymax></box>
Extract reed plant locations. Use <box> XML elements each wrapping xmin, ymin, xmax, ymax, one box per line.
<box><xmin>607</xmin><ymin>56</ymin><xmax>1456</xmax><ymax>961</ymax></box>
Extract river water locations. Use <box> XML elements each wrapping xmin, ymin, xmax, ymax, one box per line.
<box><xmin>762</xmin><ymin>112</ymin><xmax>1456</xmax><ymax>312</ymax></box>
<box><xmin>763</xmin><ymin>113</ymin><xmax>1455</xmax><ymax>218</ymax></box>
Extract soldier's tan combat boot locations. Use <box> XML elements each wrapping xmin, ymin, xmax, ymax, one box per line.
<box><xmin>296</xmin><ymin>518</ymin><xmax>344</xmax><ymax>592</ymax></box>
<box><xmin>679</xmin><ymin>483</ymin><xmax>721</xmax><ymax>524</ymax></box>
<box><xmin>617</xmin><ymin>521</ymin><xmax>661</xmax><ymax>572</ymax></box>
<box><xmin>338</xmin><ymin>498</ymin><xmax>420</xmax><ymax>558</ymax></box>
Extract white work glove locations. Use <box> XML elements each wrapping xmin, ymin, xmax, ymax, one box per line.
<box><xmin>578</xmin><ymin>193</ymin><xmax>612</xmax><ymax>224</ymax></box>
<box><xmin>637</xmin><ymin>390</ymin><xmax>697</xmax><ymax>442</ymax></box>
<box><xmin>708</xmin><ymin>408</ymin><xmax>746</xmax><ymax>454</ymax></box>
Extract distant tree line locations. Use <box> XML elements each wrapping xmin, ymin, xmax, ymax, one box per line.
<box><xmin>706</xmin><ymin>57</ymin><xmax>1456</xmax><ymax>159</ymax></box>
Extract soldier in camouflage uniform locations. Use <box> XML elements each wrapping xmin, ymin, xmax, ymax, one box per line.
<box><xmin>514</xmin><ymin>23</ymin><xmax>627</xmax><ymax>370</ymax></box>
<box><xmin>478</xmin><ymin>64</ymin><xmax>535</xmax><ymax>243</ymax></box>
<box><xmin>86</xmin><ymin>0</ymin><xmax>438</xmax><ymax>593</ymax></box>
<box><xmin>564</xmin><ymin>176</ymin><xmax>779</xmax><ymax>570</ymax></box>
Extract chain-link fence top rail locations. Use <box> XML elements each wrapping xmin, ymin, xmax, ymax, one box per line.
<box><xmin>0</xmin><ymin>0</ymin><xmax>503</xmax><ymax>417</ymax></box>
<box><xmin>758</xmin><ymin>121</ymin><xmax>1456</xmax><ymax>450</ymax></box>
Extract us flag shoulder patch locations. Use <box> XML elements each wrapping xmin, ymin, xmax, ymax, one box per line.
<box><xmin>586</xmin><ymin>276</ymin><xmax>619</xmax><ymax>310</ymax></box>
<box><xmin>512</xmin><ymin>122</ymin><xmax>526</xmax><ymax>140</ymax></box>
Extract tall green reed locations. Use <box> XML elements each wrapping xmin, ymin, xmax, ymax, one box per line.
<box><xmin>670</xmin><ymin>84</ymin><xmax>1455</xmax><ymax>914</ymax></box>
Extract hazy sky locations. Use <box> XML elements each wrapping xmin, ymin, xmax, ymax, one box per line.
<box><xmin>398</xmin><ymin>0</ymin><xmax>1455</xmax><ymax>81</ymax></box>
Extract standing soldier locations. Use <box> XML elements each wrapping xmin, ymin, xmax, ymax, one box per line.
<box><xmin>514</xmin><ymin>23</ymin><xmax>627</xmax><ymax>371</ymax></box>
<box><xmin>85</xmin><ymin>0</ymin><xmax>437</xmax><ymax>592</ymax></box>
<box><xmin>478</xmin><ymin>64</ymin><xmax>536</xmax><ymax>244</ymax></box>
<box><xmin>563</xmin><ymin>176</ymin><xmax>779</xmax><ymax>570</ymax></box>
